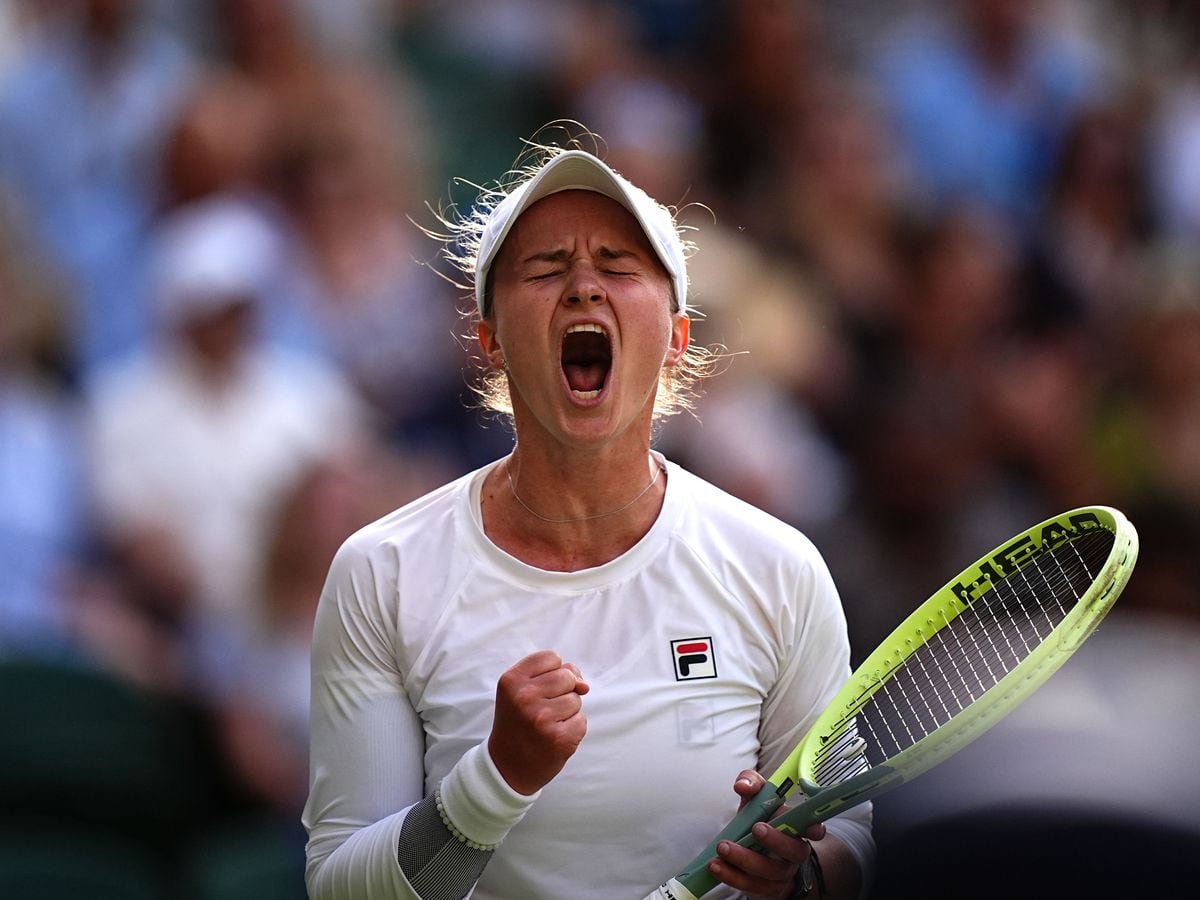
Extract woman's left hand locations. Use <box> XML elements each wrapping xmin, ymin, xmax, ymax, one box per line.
<box><xmin>706</xmin><ymin>769</ymin><xmax>826</xmax><ymax>899</ymax></box>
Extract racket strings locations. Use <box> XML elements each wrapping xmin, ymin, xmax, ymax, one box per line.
<box><xmin>812</xmin><ymin>528</ymin><xmax>1115</xmax><ymax>786</ymax></box>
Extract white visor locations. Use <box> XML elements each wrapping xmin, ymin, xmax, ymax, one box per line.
<box><xmin>473</xmin><ymin>150</ymin><xmax>688</xmax><ymax>315</ymax></box>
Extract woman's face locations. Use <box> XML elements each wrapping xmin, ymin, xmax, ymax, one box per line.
<box><xmin>479</xmin><ymin>190</ymin><xmax>689</xmax><ymax>453</ymax></box>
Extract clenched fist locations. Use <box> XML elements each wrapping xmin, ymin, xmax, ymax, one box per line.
<box><xmin>488</xmin><ymin>650</ymin><xmax>590</xmax><ymax>795</ymax></box>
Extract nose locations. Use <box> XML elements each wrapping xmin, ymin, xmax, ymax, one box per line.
<box><xmin>562</xmin><ymin>262</ymin><xmax>605</xmax><ymax>306</ymax></box>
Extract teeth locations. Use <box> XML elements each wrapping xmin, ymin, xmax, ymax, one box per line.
<box><xmin>572</xmin><ymin>389</ymin><xmax>601</xmax><ymax>399</ymax></box>
<box><xmin>566</xmin><ymin>323</ymin><xmax>607</xmax><ymax>335</ymax></box>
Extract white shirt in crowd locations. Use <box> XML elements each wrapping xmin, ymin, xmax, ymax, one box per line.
<box><xmin>87</xmin><ymin>341</ymin><xmax>363</xmax><ymax>632</ymax></box>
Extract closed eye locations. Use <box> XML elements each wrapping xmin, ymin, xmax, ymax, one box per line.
<box><xmin>598</xmin><ymin>247</ymin><xmax>643</xmax><ymax>268</ymax></box>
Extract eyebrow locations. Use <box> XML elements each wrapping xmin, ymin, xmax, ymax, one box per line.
<box><xmin>520</xmin><ymin>246</ymin><xmax>641</xmax><ymax>265</ymax></box>
<box><xmin>521</xmin><ymin>249</ymin><xmax>572</xmax><ymax>265</ymax></box>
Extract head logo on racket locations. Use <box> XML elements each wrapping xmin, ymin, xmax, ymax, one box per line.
<box><xmin>671</xmin><ymin>637</ymin><xmax>717</xmax><ymax>681</ymax></box>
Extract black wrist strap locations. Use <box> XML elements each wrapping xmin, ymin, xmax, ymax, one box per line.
<box><xmin>811</xmin><ymin>843</ymin><xmax>827</xmax><ymax>898</ymax></box>
<box><xmin>793</xmin><ymin>842</ymin><xmax>827</xmax><ymax>898</ymax></box>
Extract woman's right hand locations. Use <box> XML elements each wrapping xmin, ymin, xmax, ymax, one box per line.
<box><xmin>487</xmin><ymin>649</ymin><xmax>590</xmax><ymax>795</ymax></box>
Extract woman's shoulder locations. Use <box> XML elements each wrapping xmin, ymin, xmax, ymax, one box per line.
<box><xmin>336</xmin><ymin>466</ymin><xmax>481</xmax><ymax>566</ymax></box>
<box><xmin>666</xmin><ymin>461</ymin><xmax>826</xmax><ymax>568</ymax></box>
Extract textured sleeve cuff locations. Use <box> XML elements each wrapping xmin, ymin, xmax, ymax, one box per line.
<box><xmin>437</xmin><ymin>742</ymin><xmax>540</xmax><ymax>848</ymax></box>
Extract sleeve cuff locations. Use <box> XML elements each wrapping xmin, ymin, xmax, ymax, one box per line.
<box><xmin>437</xmin><ymin>742</ymin><xmax>540</xmax><ymax>848</ymax></box>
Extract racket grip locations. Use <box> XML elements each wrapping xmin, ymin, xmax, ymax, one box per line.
<box><xmin>671</xmin><ymin>782</ymin><xmax>785</xmax><ymax>897</ymax></box>
<box><xmin>734</xmin><ymin>797</ymin><xmax>822</xmax><ymax>855</ymax></box>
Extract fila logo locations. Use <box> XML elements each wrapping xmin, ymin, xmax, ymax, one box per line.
<box><xmin>671</xmin><ymin>637</ymin><xmax>717</xmax><ymax>681</ymax></box>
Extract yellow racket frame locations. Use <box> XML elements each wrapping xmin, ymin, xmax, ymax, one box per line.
<box><xmin>663</xmin><ymin>506</ymin><xmax>1138</xmax><ymax>899</ymax></box>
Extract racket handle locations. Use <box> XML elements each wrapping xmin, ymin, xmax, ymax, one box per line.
<box><xmin>671</xmin><ymin>782</ymin><xmax>786</xmax><ymax>897</ymax></box>
<box><xmin>736</xmin><ymin>794</ymin><xmax>823</xmax><ymax>852</ymax></box>
<box><xmin>644</xmin><ymin>879</ymin><xmax>700</xmax><ymax>900</ymax></box>
<box><xmin>745</xmin><ymin>764</ymin><xmax>900</xmax><ymax>851</ymax></box>
<box><xmin>674</xmin><ymin>794</ymin><xmax>830</xmax><ymax>898</ymax></box>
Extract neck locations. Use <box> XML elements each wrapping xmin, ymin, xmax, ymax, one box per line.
<box><xmin>507</xmin><ymin>451</ymin><xmax>663</xmax><ymax>524</ymax></box>
<box><xmin>481</xmin><ymin>448</ymin><xmax>667</xmax><ymax>572</ymax></box>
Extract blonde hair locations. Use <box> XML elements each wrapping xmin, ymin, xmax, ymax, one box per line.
<box><xmin>426</xmin><ymin>125</ymin><xmax>719</xmax><ymax>421</ymax></box>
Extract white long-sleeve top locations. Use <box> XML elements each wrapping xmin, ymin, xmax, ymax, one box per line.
<box><xmin>303</xmin><ymin>456</ymin><xmax>873</xmax><ymax>899</ymax></box>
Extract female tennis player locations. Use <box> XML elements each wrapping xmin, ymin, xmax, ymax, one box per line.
<box><xmin>302</xmin><ymin>139</ymin><xmax>874</xmax><ymax>899</ymax></box>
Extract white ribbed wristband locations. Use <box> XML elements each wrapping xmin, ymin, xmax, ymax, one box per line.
<box><xmin>434</xmin><ymin>788</ymin><xmax>497</xmax><ymax>851</ymax></box>
<box><xmin>437</xmin><ymin>742</ymin><xmax>540</xmax><ymax>849</ymax></box>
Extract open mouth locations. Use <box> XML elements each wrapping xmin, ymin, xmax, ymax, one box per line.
<box><xmin>561</xmin><ymin>323</ymin><xmax>611</xmax><ymax>399</ymax></box>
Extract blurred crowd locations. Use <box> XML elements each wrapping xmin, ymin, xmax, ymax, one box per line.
<box><xmin>2</xmin><ymin>0</ymin><xmax>1199</xmax><ymax>894</ymax></box>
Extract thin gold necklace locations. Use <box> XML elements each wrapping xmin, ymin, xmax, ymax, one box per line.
<box><xmin>506</xmin><ymin>457</ymin><xmax>665</xmax><ymax>524</ymax></box>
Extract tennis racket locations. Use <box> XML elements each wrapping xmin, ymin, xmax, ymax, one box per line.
<box><xmin>650</xmin><ymin>505</ymin><xmax>1138</xmax><ymax>900</ymax></box>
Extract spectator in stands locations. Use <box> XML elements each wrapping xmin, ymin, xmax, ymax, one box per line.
<box><xmin>83</xmin><ymin>193</ymin><xmax>366</xmax><ymax>671</ymax></box>
<box><xmin>0</xmin><ymin>0</ymin><xmax>196</xmax><ymax>373</ymax></box>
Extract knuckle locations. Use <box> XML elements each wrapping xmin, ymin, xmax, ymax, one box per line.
<box><xmin>497</xmin><ymin>668</ymin><xmax>523</xmax><ymax>693</ymax></box>
<box><xmin>529</xmin><ymin>706</ymin><xmax>556</xmax><ymax>731</ymax></box>
<box><xmin>558</xmin><ymin>667</ymin><xmax>579</xmax><ymax>690</ymax></box>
